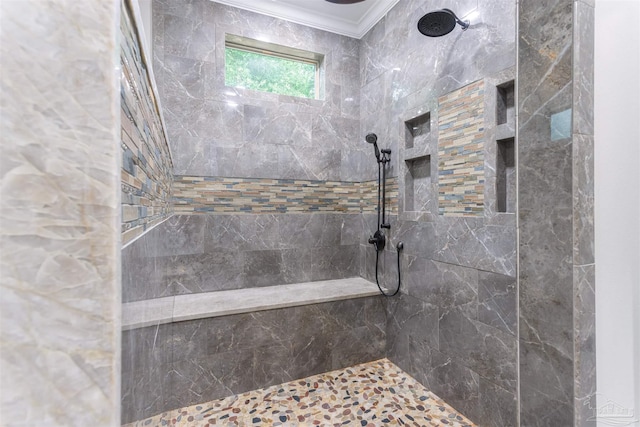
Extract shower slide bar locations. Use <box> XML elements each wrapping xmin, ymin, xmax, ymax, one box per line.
<box><xmin>365</xmin><ymin>133</ymin><xmax>403</xmax><ymax>297</ymax></box>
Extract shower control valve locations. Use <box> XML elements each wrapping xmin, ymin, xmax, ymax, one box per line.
<box><xmin>368</xmin><ymin>230</ymin><xmax>386</xmax><ymax>252</ymax></box>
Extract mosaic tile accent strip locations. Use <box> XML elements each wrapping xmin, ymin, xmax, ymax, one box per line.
<box><xmin>122</xmin><ymin>359</ymin><xmax>476</xmax><ymax>427</ymax></box>
<box><xmin>437</xmin><ymin>80</ymin><xmax>485</xmax><ymax>217</ymax></box>
<box><xmin>360</xmin><ymin>178</ymin><xmax>399</xmax><ymax>216</ymax></box>
<box><xmin>121</xmin><ymin>1</ymin><xmax>173</xmax><ymax>246</ymax></box>
<box><xmin>173</xmin><ymin>176</ymin><xmax>398</xmax><ymax>215</ymax></box>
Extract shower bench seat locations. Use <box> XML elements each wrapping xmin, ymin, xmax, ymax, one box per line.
<box><xmin>122</xmin><ymin>277</ymin><xmax>380</xmax><ymax>330</ymax></box>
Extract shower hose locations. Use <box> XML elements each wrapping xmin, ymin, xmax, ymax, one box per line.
<box><xmin>374</xmin><ymin>241</ymin><xmax>402</xmax><ymax>297</ymax></box>
<box><xmin>372</xmin><ymin>156</ymin><xmax>403</xmax><ymax>297</ymax></box>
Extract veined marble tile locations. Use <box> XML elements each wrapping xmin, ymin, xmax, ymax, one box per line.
<box><xmin>0</xmin><ymin>0</ymin><xmax>121</xmax><ymax>425</ymax></box>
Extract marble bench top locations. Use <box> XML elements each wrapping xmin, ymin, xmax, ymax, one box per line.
<box><xmin>122</xmin><ymin>277</ymin><xmax>381</xmax><ymax>330</ymax></box>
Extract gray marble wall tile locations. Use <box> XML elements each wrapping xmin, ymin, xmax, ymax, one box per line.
<box><xmin>216</xmin><ymin>145</ymin><xmax>282</xmax><ymax>179</ymax></box>
<box><xmin>121</xmin><ymin>325</ymin><xmax>173</xmax><ymax>424</ymax></box>
<box><xmin>251</xmin><ymin>340</ymin><xmax>296</xmax><ymax>389</ymax></box>
<box><xmin>519</xmin><ymin>386</ymin><xmax>573</xmax><ymax>427</ymax></box>
<box><xmin>121</xmin><ymin>325</ymin><xmax>173</xmax><ymax>374</ymax></box>
<box><xmin>123</xmin><ymin>214</ymin><xmax>362</xmax><ymax>300</ymax></box>
<box><xmin>290</xmin><ymin>334</ymin><xmax>333</xmax><ymax>380</ymax></box>
<box><xmin>163</xmin><ymin>14</ymin><xmax>215</xmax><ymax>62</ymax></box>
<box><xmin>517</xmin><ymin>0</ymin><xmax>596</xmax><ymax>423</ymax></box>
<box><xmin>518</xmin><ymin>1</ymin><xmax>573</xmax><ymax>136</ymax></box>
<box><xmin>155</xmin><ymin>0</ymin><xmax>205</xmax><ymax>21</ymax></box>
<box><xmin>122</xmin><ymin>230</ymin><xmax>169</xmax><ymax>302</ymax></box>
<box><xmin>122</xmin><ymin>296</ymin><xmax>386</xmax><ymax>420</ymax></box>
<box><xmin>574</xmin><ymin>264</ymin><xmax>597</xmax><ymax>426</ymax></box>
<box><xmin>409</xmin><ymin>259</ymin><xmax>479</xmax><ymax>309</ymax></box>
<box><xmin>312</xmin><ymin>115</ymin><xmax>359</xmax><ymax>151</ymax></box>
<box><xmin>280</xmin><ymin>145</ymin><xmax>343</xmax><ymax>181</ymax></box>
<box><xmin>520</xmin><ymin>338</ymin><xmax>574</xmax><ymax>425</ymax></box>
<box><xmin>359</xmin><ymin>244</ymin><xmax>372</xmax><ymax>282</ymax></box>
<box><xmin>169</xmin><ymin>134</ymin><xmax>218</xmax><ymax>175</ymax></box>
<box><xmin>164</xmin><ymin>251</ymin><xmax>247</xmax><ymax>294</ymax></box>
<box><xmin>386</xmin><ymin>292</ymin><xmax>439</xmax><ymax>364</ymax></box>
<box><xmin>244</xmin><ymin>104</ymin><xmax>312</xmax><ymax>146</ymax></box>
<box><xmin>360</xmin><ymin>17</ymin><xmax>389</xmax><ymax>86</ymax></box>
<box><xmin>341</xmin><ymin>148</ymin><xmax>377</xmax><ymax>182</ymax></box>
<box><xmin>243</xmin><ymin>249</ymin><xmax>284</xmax><ymax>288</ymax></box>
<box><xmin>161</xmin><ymin>53</ymin><xmax>205</xmax><ymax>100</ymax></box>
<box><xmin>392</xmin><ymin>220</ymin><xmax>437</xmax><ymax>259</ymax></box>
<box><xmin>573</xmin><ymin>133</ymin><xmax>594</xmax><ymax>265</ymax></box>
<box><xmin>164</xmin><ymin>355</ymin><xmax>237</xmax><ymax>410</ymax></box>
<box><xmin>339</xmin><ymin>214</ymin><xmax>366</xmax><ymax>246</ymax></box>
<box><xmin>163</xmin><ymin>97</ymin><xmax>244</xmax><ymax>146</ymax></box>
<box><xmin>397</xmin><ymin>254</ymin><xmax>425</xmax><ymax>299</ymax></box>
<box><xmin>573</xmin><ymin>1</ymin><xmax>595</xmax><ymax>136</ymax></box>
<box><xmin>518</xmin><ymin>142</ymin><xmax>574</xmax><ymax>355</ymax></box>
<box><xmin>427</xmin><ymin>351</ymin><xmax>481</xmax><ymax>422</ymax></box>
<box><xmin>402</xmin><ymin>334</ymin><xmax>436</xmax><ymax>390</ymax></box>
<box><xmin>276</xmin><ymin>214</ymin><xmax>342</xmax><ymax>249</ymax></box>
<box><xmin>157</xmin><ymin>215</ymin><xmax>206</xmax><ymax>256</ymax></box>
<box><xmin>478</xmin><ymin>379</ymin><xmax>518</xmax><ymax>427</ymax></box>
<box><xmin>439</xmin><ymin>306</ymin><xmax>517</xmax><ymax>392</ymax></box>
<box><xmin>204</xmin><ymin>214</ymin><xmax>281</xmax><ymax>252</ymax></box>
<box><xmin>330</xmin><ymin>325</ymin><xmax>386</xmax><ymax>370</ymax></box>
<box><xmin>121</xmin><ymin>361</ymin><xmax>165</xmax><ymax>425</ymax></box>
<box><xmin>152</xmin><ymin>1</ymin><xmax>165</xmax><ymax>61</ymax></box>
<box><xmin>433</xmin><ymin>218</ymin><xmax>517</xmax><ymax>277</ymax></box>
<box><xmin>154</xmin><ymin>0</ymin><xmax>362</xmax><ymax>180</ymax></box>
<box><xmin>478</xmin><ymin>271</ymin><xmax>517</xmax><ymax>336</ymax></box>
<box><xmin>310</xmin><ymin>245</ymin><xmax>359</xmax><ymax>281</ymax></box>
<box><xmin>169</xmin><ymin>311</ymin><xmax>290</xmax><ymax>359</ymax></box>
<box><xmin>281</xmin><ymin>248</ymin><xmax>313</xmax><ymax>284</ymax></box>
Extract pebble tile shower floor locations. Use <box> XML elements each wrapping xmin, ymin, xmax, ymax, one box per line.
<box><xmin>123</xmin><ymin>359</ymin><xmax>476</xmax><ymax>427</ymax></box>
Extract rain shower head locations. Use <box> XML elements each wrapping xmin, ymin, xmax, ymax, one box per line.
<box><xmin>417</xmin><ymin>9</ymin><xmax>469</xmax><ymax>37</ymax></box>
<box><xmin>325</xmin><ymin>0</ymin><xmax>365</xmax><ymax>3</ymax></box>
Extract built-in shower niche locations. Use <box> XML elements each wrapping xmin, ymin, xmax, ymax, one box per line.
<box><xmin>494</xmin><ymin>78</ymin><xmax>515</xmax><ymax>214</ymax></box>
<box><xmin>496</xmin><ymin>138</ymin><xmax>515</xmax><ymax>213</ymax></box>
<box><xmin>496</xmin><ymin>80</ymin><xmax>515</xmax><ymax>126</ymax></box>
<box><xmin>404</xmin><ymin>112</ymin><xmax>431</xmax><ymax>149</ymax></box>
<box><xmin>404</xmin><ymin>155</ymin><xmax>431</xmax><ymax>212</ymax></box>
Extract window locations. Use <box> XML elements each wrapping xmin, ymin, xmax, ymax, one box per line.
<box><xmin>224</xmin><ymin>34</ymin><xmax>323</xmax><ymax>99</ymax></box>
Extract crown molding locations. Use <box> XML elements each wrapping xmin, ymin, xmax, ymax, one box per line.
<box><xmin>211</xmin><ymin>0</ymin><xmax>399</xmax><ymax>39</ymax></box>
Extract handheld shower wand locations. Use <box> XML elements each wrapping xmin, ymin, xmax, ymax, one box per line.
<box><xmin>365</xmin><ymin>133</ymin><xmax>380</xmax><ymax>162</ymax></box>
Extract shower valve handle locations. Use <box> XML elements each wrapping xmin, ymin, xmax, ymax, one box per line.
<box><xmin>368</xmin><ymin>230</ymin><xmax>386</xmax><ymax>252</ymax></box>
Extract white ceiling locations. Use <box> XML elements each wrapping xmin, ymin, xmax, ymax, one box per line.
<box><xmin>212</xmin><ymin>0</ymin><xmax>400</xmax><ymax>39</ymax></box>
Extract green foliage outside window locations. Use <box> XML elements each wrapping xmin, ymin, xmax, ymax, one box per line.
<box><xmin>225</xmin><ymin>47</ymin><xmax>317</xmax><ymax>99</ymax></box>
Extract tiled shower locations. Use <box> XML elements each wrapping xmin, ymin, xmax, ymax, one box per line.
<box><xmin>116</xmin><ymin>0</ymin><xmax>595</xmax><ymax>425</ymax></box>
